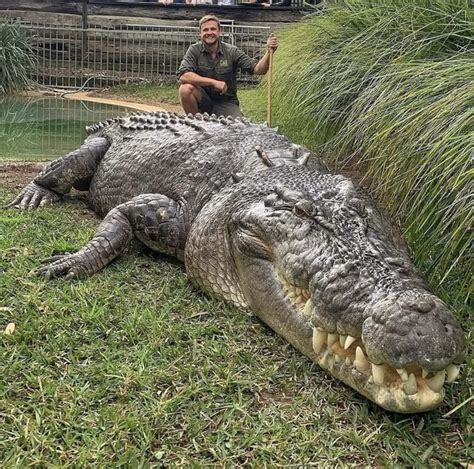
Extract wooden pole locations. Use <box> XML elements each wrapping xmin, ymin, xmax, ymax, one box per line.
<box><xmin>82</xmin><ymin>0</ymin><xmax>88</xmax><ymax>29</ymax></box>
<box><xmin>267</xmin><ymin>48</ymin><xmax>273</xmax><ymax>127</ymax></box>
<box><xmin>82</xmin><ymin>0</ymin><xmax>89</xmax><ymax>67</ymax></box>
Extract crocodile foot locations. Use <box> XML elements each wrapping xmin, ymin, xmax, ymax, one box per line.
<box><xmin>37</xmin><ymin>253</ymin><xmax>91</xmax><ymax>279</ymax></box>
<box><xmin>5</xmin><ymin>182</ymin><xmax>60</xmax><ymax>210</ymax></box>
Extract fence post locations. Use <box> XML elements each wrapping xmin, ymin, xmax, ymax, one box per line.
<box><xmin>82</xmin><ymin>0</ymin><xmax>89</xmax><ymax>69</ymax></box>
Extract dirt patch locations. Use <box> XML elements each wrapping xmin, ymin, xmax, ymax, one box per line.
<box><xmin>24</xmin><ymin>89</ymin><xmax>183</xmax><ymax>114</ymax></box>
<box><xmin>63</xmin><ymin>91</ymin><xmax>173</xmax><ymax>113</ymax></box>
<box><xmin>254</xmin><ymin>389</ymin><xmax>295</xmax><ymax>409</ymax></box>
<box><xmin>0</xmin><ymin>162</ymin><xmax>46</xmax><ymax>192</ymax></box>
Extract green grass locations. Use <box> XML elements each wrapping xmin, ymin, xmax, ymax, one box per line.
<box><xmin>104</xmin><ymin>81</ymin><xmax>268</xmax><ymax>123</ymax></box>
<box><xmin>0</xmin><ymin>189</ymin><xmax>473</xmax><ymax>466</ymax></box>
<box><xmin>106</xmin><ymin>81</ymin><xmax>181</xmax><ymax>106</ymax></box>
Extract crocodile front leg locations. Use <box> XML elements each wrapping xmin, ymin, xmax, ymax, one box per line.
<box><xmin>7</xmin><ymin>137</ymin><xmax>109</xmax><ymax>210</ymax></box>
<box><xmin>37</xmin><ymin>193</ymin><xmax>189</xmax><ymax>279</ymax></box>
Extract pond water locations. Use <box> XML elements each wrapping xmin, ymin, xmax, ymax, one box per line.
<box><xmin>0</xmin><ymin>97</ymin><xmax>133</xmax><ymax>162</ymax></box>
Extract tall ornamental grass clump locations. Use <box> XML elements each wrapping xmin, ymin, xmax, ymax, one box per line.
<box><xmin>0</xmin><ymin>22</ymin><xmax>36</xmax><ymax>94</ymax></box>
<box><xmin>269</xmin><ymin>0</ymin><xmax>473</xmax><ymax>301</ymax></box>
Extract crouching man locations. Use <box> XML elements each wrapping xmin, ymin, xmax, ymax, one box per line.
<box><xmin>177</xmin><ymin>15</ymin><xmax>278</xmax><ymax>118</ymax></box>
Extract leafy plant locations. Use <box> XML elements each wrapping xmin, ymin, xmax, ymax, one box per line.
<box><xmin>0</xmin><ymin>22</ymin><xmax>36</xmax><ymax>94</ymax></box>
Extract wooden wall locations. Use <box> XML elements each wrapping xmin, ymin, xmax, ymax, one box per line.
<box><xmin>0</xmin><ymin>0</ymin><xmax>306</xmax><ymax>24</ymax></box>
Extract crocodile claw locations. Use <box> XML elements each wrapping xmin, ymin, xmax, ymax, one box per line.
<box><xmin>36</xmin><ymin>253</ymin><xmax>87</xmax><ymax>279</ymax></box>
<box><xmin>5</xmin><ymin>182</ymin><xmax>60</xmax><ymax>210</ymax></box>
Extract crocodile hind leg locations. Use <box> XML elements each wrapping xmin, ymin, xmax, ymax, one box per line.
<box><xmin>37</xmin><ymin>193</ymin><xmax>189</xmax><ymax>279</ymax></box>
<box><xmin>7</xmin><ymin>137</ymin><xmax>109</xmax><ymax>210</ymax></box>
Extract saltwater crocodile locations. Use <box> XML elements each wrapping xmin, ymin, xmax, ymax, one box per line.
<box><xmin>8</xmin><ymin>111</ymin><xmax>465</xmax><ymax>413</ymax></box>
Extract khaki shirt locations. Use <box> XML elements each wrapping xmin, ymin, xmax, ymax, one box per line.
<box><xmin>177</xmin><ymin>40</ymin><xmax>257</xmax><ymax>102</ymax></box>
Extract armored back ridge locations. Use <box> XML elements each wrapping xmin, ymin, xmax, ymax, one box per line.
<box><xmin>81</xmin><ymin>112</ymin><xmax>321</xmax><ymax>217</ymax></box>
<box><xmin>7</xmin><ymin>112</ymin><xmax>466</xmax><ymax>413</ymax></box>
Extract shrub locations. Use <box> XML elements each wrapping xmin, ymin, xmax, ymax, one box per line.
<box><xmin>0</xmin><ymin>22</ymin><xmax>36</xmax><ymax>94</ymax></box>
<box><xmin>269</xmin><ymin>0</ymin><xmax>473</xmax><ymax>301</ymax></box>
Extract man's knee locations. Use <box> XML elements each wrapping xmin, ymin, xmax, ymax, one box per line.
<box><xmin>179</xmin><ymin>83</ymin><xmax>198</xmax><ymax>100</ymax></box>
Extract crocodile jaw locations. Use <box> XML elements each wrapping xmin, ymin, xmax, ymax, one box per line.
<box><xmin>285</xmin><ymin>286</ymin><xmax>461</xmax><ymax>413</ymax></box>
<box><xmin>240</xmin><ymin>273</ymin><xmax>460</xmax><ymax>413</ymax></box>
<box><xmin>311</xmin><ymin>327</ymin><xmax>446</xmax><ymax>413</ymax></box>
<box><xmin>270</xmin><ymin>267</ymin><xmax>462</xmax><ymax>413</ymax></box>
<box><xmin>226</xmin><ymin>253</ymin><xmax>463</xmax><ymax>413</ymax></box>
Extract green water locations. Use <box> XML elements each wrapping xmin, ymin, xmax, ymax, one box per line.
<box><xmin>0</xmin><ymin>97</ymin><xmax>132</xmax><ymax>161</ymax></box>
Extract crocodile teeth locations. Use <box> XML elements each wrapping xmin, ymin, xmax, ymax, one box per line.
<box><xmin>303</xmin><ymin>298</ymin><xmax>313</xmax><ymax>316</ymax></box>
<box><xmin>327</xmin><ymin>333</ymin><xmax>338</xmax><ymax>347</ymax></box>
<box><xmin>404</xmin><ymin>373</ymin><xmax>418</xmax><ymax>395</ymax></box>
<box><xmin>344</xmin><ymin>335</ymin><xmax>357</xmax><ymax>350</ymax></box>
<box><xmin>354</xmin><ymin>346</ymin><xmax>370</xmax><ymax>372</ymax></box>
<box><xmin>446</xmin><ymin>364</ymin><xmax>460</xmax><ymax>383</ymax></box>
<box><xmin>307</xmin><ymin>322</ymin><xmax>457</xmax><ymax>400</ymax></box>
<box><xmin>287</xmin><ymin>291</ymin><xmax>297</xmax><ymax>300</ymax></box>
<box><xmin>396</xmin><ymin>368</ymin><xmax>409</xmax><ymax>382</ymax></box>
<box><xmin>312</xmin><ymin>328</ymin><xmax>327</xmax><ymax>354</ymax></box>
<box><xmin>427</xmin><ymin>370</ymin><xmax>445</xmax><ymax>392</ymax></box>
<box><xmin>339</xmin><ymin>334</ymin><xmax>347</xmax><ymax>347</ymax></box>
<box><xmin>371</xmin><ymin>363</ymin><xmax>385</xmax><ymax>386</ymax></box>
<box><xmin>295</xmin><ymin>295</ymin><xmax>306</xmax><ymax>305</ymax></box>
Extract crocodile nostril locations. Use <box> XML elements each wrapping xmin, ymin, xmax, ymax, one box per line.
<box><xmin>414</xmin><ymin>329</ymin><xmax>427</xmax><ymax>339</ymax></box>
<box><xmin>445</xmin><ymin>324</ymin><xmax>454</xmax><ymax>335</ymax></box>
<box><xmin>415</xmin><ymin>300</ymin><xmax>435</xmax><ymax>313</ymax></box>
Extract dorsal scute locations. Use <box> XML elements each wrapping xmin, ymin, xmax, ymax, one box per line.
<box><xmin>85</xmin><ymin>116</ymin><xmax>123</xmax><ymax>135</ymax></box>
<box><xmin>87</xmin><ymin>110</ymin><xmax>258</xmax><ymax>137</ymax></box>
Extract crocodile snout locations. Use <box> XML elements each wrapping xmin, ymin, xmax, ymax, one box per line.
<box><xmin>305</xmin><ymin>288</ymin><xmax>465</xmax><ymax>413</ymax></box>
<box><xmin>362</xmin><ymin>292</ymin><xmax>466</xmax><ymax>371</ymax></box>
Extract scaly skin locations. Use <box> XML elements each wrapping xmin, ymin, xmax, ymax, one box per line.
<box><xmin>7</xmin><ymin>112</ymin><xmax>466</xmax><ymax>413</ymax></box>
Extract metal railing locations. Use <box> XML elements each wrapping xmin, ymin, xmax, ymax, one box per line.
<box><xmin>15</xmin><ymin>20</ymin><xmax>270</xmax><ymax>89</ymax></box>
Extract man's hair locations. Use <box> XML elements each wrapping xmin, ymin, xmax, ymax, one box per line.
<box><xmin>199</xmin><ymin>15</ymin><xmax>221</xmax><ymax>31</ymax></box>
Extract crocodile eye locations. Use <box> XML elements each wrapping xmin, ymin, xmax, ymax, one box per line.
<box><xmin>349</xmin><ymin>198</ymin><xmax>368</xmax><ymax>217</ymax></box>
<box><xmin>293</xmin><ymin>199</ymin><xmax>316</xmax><ymax>218</ymax></box>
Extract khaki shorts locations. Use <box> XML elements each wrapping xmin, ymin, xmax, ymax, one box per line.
<box><xmin>197</xmin><ymin>87</ymin><xmax>243</xmax><ymax>118</ymax></box>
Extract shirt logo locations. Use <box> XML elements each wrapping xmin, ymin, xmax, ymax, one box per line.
<box><xmin>220</xmin><ymin>60</ymin><xmax>228</xmax><ymax>67</ymax></box>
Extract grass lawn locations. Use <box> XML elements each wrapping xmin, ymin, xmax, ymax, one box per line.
<box><xmin>91</xmin><ymin>81</ymin><xmax>268</xmax><ymax>122</ymax></box>
<box><xmin>0</xmin><ymin>84</ymin><xmax>472</xmax><ymax>466</ymax></box>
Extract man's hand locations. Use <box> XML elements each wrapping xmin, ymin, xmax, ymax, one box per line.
<box><xmin>213</xmin><ymin>80</ymin><xmax>228</xmax><ymax>95</ymax></box>
<box><xmin>267</xmin><ymin>34</ymin><xmax>278</xmax><ymax>52</ymax></box>
<box><xmin>253</xmin><ymin>35</ymin><xmax>279</xmax><ymax>75</ymax></box>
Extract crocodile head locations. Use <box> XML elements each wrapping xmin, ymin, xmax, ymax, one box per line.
<box><xmin>223</xmin><ymin>167</ymin><xmax>466</xmax><ymax>413</ymax></box>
